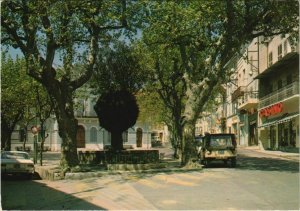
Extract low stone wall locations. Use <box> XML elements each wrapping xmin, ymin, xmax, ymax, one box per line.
<box><xmin>107</xmin><ymin>163</ymin><xmax>166</xmax><ymax>171</ymax></box>
<box><xmin>78</xmin><ymin>149</ymin><xmax>160</xmax><ymax>165</ymax></box>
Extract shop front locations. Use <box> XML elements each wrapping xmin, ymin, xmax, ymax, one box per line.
<box><xmin>258</xmin><ymin>102</ymin><xmax>299</xmax><ymax>149</ymax></box>
<box><xmin>248</xmin><ymin>112</ymin><xmax>258</xmax><ymax>146</ymax></box>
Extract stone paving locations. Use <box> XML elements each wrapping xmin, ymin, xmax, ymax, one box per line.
<box><xmin>37</xmin><ymin>176</ymin><xmax>157</xmax><ymax>210</ymax></box>
<box><xmin>34</xmin><ymin>146</ymin><xmax>299</xmax><ymax>181</ymax></box>
<box><xmin>2</xmin><ymin>147</ymin><xmax>299</xmax><ymax>210</ymax></box>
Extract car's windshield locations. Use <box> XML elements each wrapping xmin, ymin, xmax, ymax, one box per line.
<box><xmin>209</xmin><ymin>136</ymin><xmax>233</xmax><ymax>147</ymax></box>
<box><xmin>1</xmin><ymin>152</ymin><xmax>30</xmax><ymax>160</ymax></box>
<box><xmin>195</xmin><ymin>136</ymin><xmax>203</xmax><ymax>146</ymax></box>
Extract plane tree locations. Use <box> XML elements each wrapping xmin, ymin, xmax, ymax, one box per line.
<box><xmin>141</xmin><ymin>0</ymin><xmax>298</xmax><ymax>166</ymax></box>
<box><xmin>1</xmin><ymin>55</ymin><xmax>35</xmax><ymax>150</ymax></box>
<box><xmin>1</xmin><ymin>54</ymin><xmax>52</xmax><ymax>153</ymax></box>
<box><xmin>1</xmin><ymin>0</ymin><xmax>144</xmax><ymax>171</ymax></box>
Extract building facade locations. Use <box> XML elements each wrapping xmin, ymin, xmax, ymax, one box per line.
<box><xmin>10</xmin><ymin>92</ymin><xmax>166</xmax><ymax>151</ymax></box>
<box><xmin>228</xmin><ymin>38</ymin><xmax>260</xmax><ymax>146</ymax></box>
<box><xmin>256</xmin><ymin>35</ymin><xmax>299</xmax><ymax>149</ymax></box>
<box><xmin>197</xmin><ymin>34</ymin><xmax>299</xmax><ymax>150</ymax></box>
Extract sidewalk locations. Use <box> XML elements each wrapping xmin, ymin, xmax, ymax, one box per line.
<box><xmin>239</xmin><ymin>145</ymin><xmax>299</xmax><ymax>161</ymax></box>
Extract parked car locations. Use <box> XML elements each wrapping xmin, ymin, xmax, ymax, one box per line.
<box><xmin>195</xmin><ymin>135</ymin><xmax>204</xmax><ymax>146</ymax></box>
<box><xmin>1</xmin><ymin>151</ymin><xmax>35</xmax><ymax>179</ymax></box>
<box><xmin>198</xmin><ymin>133</ymin><xmax>237</xmax><ymax>167</ymax></box>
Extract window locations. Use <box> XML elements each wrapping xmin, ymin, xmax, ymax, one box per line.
<box><xmin>278</xmin><ymin>44</ymin><xmax>282</xmax><ymax>60</ymax></box>
<box><xmin>76</xmin><ymin>99</ymin><xmax>86</xmax><ymax>117</ymax></box>
<box><xmin>268</xmin><ymin>52</ymin><xmax>273</xmax><ymax>67</ymax></box>
<box><xmin>249</xmin><ymin>87</ymin><xmax>253</xmax><ymax>98</ymax></box>
<box><xmin>232</xmin><ymin>102</ymin><xmax>238</xmax><ymax>115</ymax></box>
<box><xmin>90</xmin><ymin>98</ymin><xmax>97</xmax><ymax>116</ymax></box>
<box><xmin>90</xmin><ymin>127</ymin><xmax>97</xmax><ymax>143</ymax></box>
<box><xmin>19</xmin><ymin>129</ymin><xmax>26</xmax><ymax>142</ymax></box>
<box><xmin>283</xmin><ymin>40</ymin><xmax>288</xmax><ymax>55</ymax></box>
<box><xmin>250</xmin><ymin>56</ymin><xmax>254</xmax><ymax>72</ymax></box>
<box><xmin>122</xmin><ymin>130</ymin><xmax>128</xmax><ymax>143</ymax></box>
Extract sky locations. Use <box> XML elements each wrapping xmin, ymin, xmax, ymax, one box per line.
<box><xmin>4</xmin><ymin>28</ymin><xmax>142</xmax><ymax>69</ymax></box>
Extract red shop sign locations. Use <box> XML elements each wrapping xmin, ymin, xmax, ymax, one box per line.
<box><xmin>259</xmin><ymin>102</ymin><xmax>283</xmax><ymax>118</ymax></box>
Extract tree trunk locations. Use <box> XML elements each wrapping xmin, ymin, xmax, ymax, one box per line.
<box><xmin>1</xmin><ymin>114</ymin><xmax>22</xmax><ymax>151</ymax></box>
<box><xmin>22</xmin><ymin>126</ymin><xmax>28</xmax><ymax>151</ymax></box>
<box><xmin>43</xmin><ymin>79</ymin><xmax>80</xmax><ymax>171</ymax></box>
<box><xmin>46</xmin><ymin>91</ymin><xmax>78</xmax><ymax>170</ymax></box>
<box><xmin>111</xmin><ymin>132</ymin><xmax>124</xmax><ymax>151</ymax></box>
<box><xmin>181</xmin><ymin>123</ymin><xmax>201</xmax><ymax>168</ymax></box>
<box><xmin>168</xmin><ymin>127</ymin><xmax>180</xmax><ymax>159</ymax></box>
<box><xmin>169</xmin><ymin>114</ymin><xmax>184</xmax><ymax>160</ymax></box>
<box><xmin>39</xmin><ymin>121</ymin><xmax>46</xmax><ymax>166</ymax></box>
<box><xmin>1</xmin><ymin>129</ymin><xmax>13</xmax><ymax>151</ymax></box>
<box><xmin>57</xmin><ymin>114</ymin><xmax>79</xmax><ymax>170</ymax></box>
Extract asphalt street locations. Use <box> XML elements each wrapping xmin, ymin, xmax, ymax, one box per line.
<box><xmin>1</xmin><ymin>148</ymin><xmax>299</xmax><ymax>210</ymax></box>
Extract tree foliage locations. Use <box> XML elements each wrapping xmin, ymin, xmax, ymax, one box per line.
<box><xmin>2</xmin><ymin>0</ymin><xmax>145</xmax><ymax>170</ymax></box>
<box><xmin>1</xmin><ymin>54</ymin><xmax>51</xmax><ymax>150</ymax></box>
<box><xmin>140</xmin><ymin>0</ymin><xmax>299</xmax><ymax>165</ymax></box>
<box><xmin>90</xmin><ymin>41</ymin><xmax>148</xmax><ymax>94</ymax></box>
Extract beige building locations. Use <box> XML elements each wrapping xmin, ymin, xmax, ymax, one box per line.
<box><xmin>229</xmin><ymin>38</ymin><xmax>260</xmax><ymax>146</ymax></box>
<box><xmin>255</xmin><ymin>35</ymin><xmax>299</xmax><ymax>149</ymax></box>
<box><xmin>197</xmin><ymin>34</ymin><xmax>299</xmax><ymax>151</ymax></box>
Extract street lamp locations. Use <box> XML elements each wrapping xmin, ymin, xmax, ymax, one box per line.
<box><xmin>31</xmin><ymin>126</ymin><xmax>38</xmax><ymax>164</ymax></box>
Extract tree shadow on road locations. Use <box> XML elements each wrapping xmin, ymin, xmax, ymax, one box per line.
<box><xmin>236</xmin><ymin>155</ymin><xmax>299</xmax><ymax>173</ymax></box>
<box><xmin>1</xmin><ymin>176</ymin><xmax>106</xmax><ymax>210</ymax></box>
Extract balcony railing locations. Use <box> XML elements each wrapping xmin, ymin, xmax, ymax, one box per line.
<box><xmin>258</xmin><ymin>81</ymin><xmax>299</xmax><ymax>109</ymax></box>
<box><xmin>238</xmin><ymin>92</ymin><xmax>259</xmax><ymax>110</ymax></box>
<box><xmin>232</xmin><ymin>86</ymin><xmax>246</xmax><ymax>102</ymax></box>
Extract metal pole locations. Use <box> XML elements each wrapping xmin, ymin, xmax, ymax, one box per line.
<box><xmin>34</xmin><ymin>134</ymin><xmax>37</xmax><ymax>164</ymax></box>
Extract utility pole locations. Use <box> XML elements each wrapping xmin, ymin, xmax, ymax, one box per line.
<box><xmin>31</xmin><ymin>126</ymin><xmax>38</xmax><ymax>164</ymax></box>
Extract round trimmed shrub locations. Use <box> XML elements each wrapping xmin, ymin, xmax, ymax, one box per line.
<box><xmin>94</xmin><ymin>89</ymin><xmax>139</xmax><ymax>151</ymax></box>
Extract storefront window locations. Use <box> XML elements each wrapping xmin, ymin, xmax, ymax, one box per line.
<box><xmin>290</xmin><ymin>121</ymin><xmax>296</xmax><ymax>147</ymax></box>
<box><xmin>278</xmin><ymin>121</ymin><xmax>296</xmax><ymax>148</ymax></box>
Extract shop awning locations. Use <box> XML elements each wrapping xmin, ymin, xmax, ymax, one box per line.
<box><xmin>258</xmin><ymin>112</ymin><xmax>299</xmax><ymax>128</ymax></box>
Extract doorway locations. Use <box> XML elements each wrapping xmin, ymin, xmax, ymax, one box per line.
<box><xmin>136</xmin><ymin>128</ymin><xmax>143</xmax><ymax>147</ymax></box>
<box><xmin>76</xmin><ymin>125</ymin><xmax>86</xmax><ymax>148</ymax></box>
<box><xmin>270</xmin><ymin>125</ymin><xmax>276</xmax><ymax>149</ymax></box>
<box><xmin>249</xmin><ymin>123</ymin><xmax>258</xmax><ymax>146</ymax></box>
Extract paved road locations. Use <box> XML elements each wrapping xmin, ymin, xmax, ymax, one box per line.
<box><xmin>1</xmin><ymin>148</ymin><xmax>299</xmax><ymax>210</ymax></box>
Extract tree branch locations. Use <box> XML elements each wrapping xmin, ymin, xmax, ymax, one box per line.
<box><xmin>1</xmin><ymin>20</ymin><xmax>27</xmax><ymax>53</ymax></box>
<box><xmin>41</xmin><ymin>8</ymin><xmax>57</xmax><ymax>72</ymax></box>
<box><xmin>70</xmin><ymin>31</ymin><xmax>99</xmax><ymax>90</ymax></box>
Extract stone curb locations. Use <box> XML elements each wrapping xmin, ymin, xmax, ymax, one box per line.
<box><xmin>34</xmin><ymin>166</ymin><xmax>61</xmax><ymax>181</ymax></box>
<box><xmin>64</xmin><ymin>167</ymin><xmax>203</xmax><ymax>180</ymax></box>
<box><xmin>242</xmin><ymin>148</ymin><xmax>299</xmax><ymax>161</ymax></box>
<box><xmin>35</xmin><ymin>162</ymin><xmax>203</xmax><ymax>181</ymax></box>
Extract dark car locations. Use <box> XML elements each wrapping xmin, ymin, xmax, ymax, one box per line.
<box><xmin>198</xmin><ymin>133</ymin><xmax>237</xmax><ymax>167</ymax></box>
<box><xmin>195</xmin><ymin>135</ymin><xmax>204</xmax><ymax>146</ymax></box>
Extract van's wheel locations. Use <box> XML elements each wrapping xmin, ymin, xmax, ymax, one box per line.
<box><xmin>230</xmin><ymin>158</ymin><xmax>236</xmax><ymax>168</ymax></box>
<box><xmin>202</xmin><ymin>159</ymin><xmax>209</xmax><ymax>167</ymax></box>
<box><xmin>25</xmin><ymin>173</ymin><xmax>32</xmax><ymax>180</ymax></box>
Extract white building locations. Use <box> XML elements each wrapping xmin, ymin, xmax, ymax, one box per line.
<box><xmin>11</xmin><ymin>92</ymin><xmax>166</xmax><ymax>151</ymax></box>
